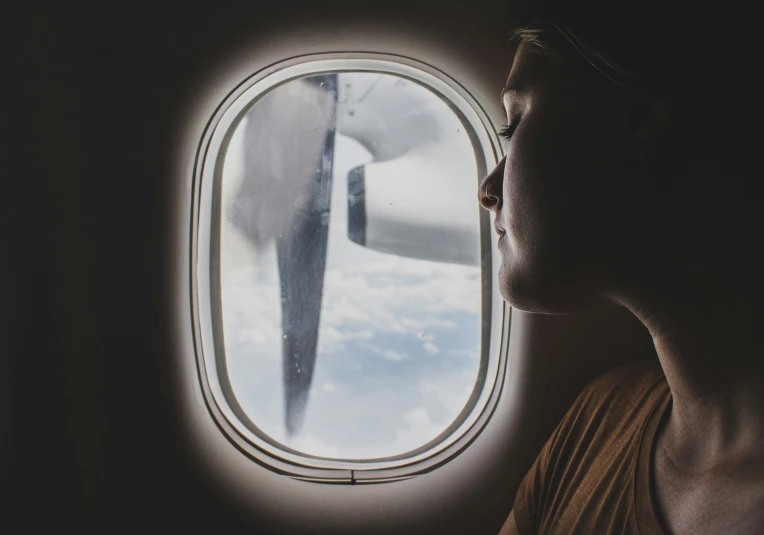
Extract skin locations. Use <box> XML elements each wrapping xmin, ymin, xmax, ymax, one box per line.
<box><xmin>481</xmin><ymin>43</ymin><xmax>764</xmax><ymax>534</ymax></box>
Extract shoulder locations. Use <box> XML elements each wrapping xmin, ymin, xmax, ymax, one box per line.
<box><xmin>513</xmin><ymin>360</ymin><xmax>668</xmax><ymax>534</ymax></box>
<box><xmin>557</xmin><ymin>359</ymin><xmax>667</xmax><ymax>444</ymax></box>
<box><xmin>576</xmin><ymin>359</ymin><xmax>666</xmax><ymax>413</ymax></box>
<box><xmin>542</xmin><ymin>359</ymin><xmax>668</xmax><ymax>485</ymax></box>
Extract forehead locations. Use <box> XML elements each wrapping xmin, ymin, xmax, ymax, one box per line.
<box><xmin>501</xmin><ymin>43</ymin><xmax>570</xmax><ymax>107</ymax></box>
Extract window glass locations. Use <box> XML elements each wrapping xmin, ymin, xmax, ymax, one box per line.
<box><xmin>219</xmin><ymin>72</ymin><xmax>483</xmax><ymax>459</ymax></box>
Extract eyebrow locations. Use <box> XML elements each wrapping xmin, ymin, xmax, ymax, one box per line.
<box><xmin>500</xmin><ymin>84</ymin><xmax>522</xmax><ymax>102</ymax></box>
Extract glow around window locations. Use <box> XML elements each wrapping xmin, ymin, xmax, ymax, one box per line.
<box><xmin>195</xmin><ymin>57</ymin><xmax>505</xmax><ymax>474</ymax></box>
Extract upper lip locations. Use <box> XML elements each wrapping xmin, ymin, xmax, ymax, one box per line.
<box><xmin>494</xmin><ymin>222</ymin><xmax>506</xmax><ymax>236</ymax></box>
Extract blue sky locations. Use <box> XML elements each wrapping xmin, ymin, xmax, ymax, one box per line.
<box><xmin>218</xmin><ymin>76</ymin><xmax>483</xmax><ymax>459</ymax></box>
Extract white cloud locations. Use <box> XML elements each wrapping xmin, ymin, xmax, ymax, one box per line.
<box><xmin>364</xmin><ymin>344</ymin><xmax>410</xmax><ymax>362</ymax></box>
<box><xmin>392</xmin><ymin>407</ymin><xmax>444</xmax><ymax>453</ymax></box>
<box><xmin>423</xmin><ymin>341</ymin><xmax>440</xmax><ymax>355</ymax></box>
<box><xmin>317</xmin><ymin>263</ymin><xmax>477</xmax><ymax>342</ymax></box>
<box><xmin>298</xmin><ymin>435</ymin><xmax>341</xmax><ymax>458</ymax></box>
<box><xmin>403</xmin><ymin>407</ymin><xmax>430</xmax><ymax>426</ymax></box>
<box><xmin>418</xmin><ymin>369</ymin><xmax>477</xmax><ymax>416</ymax></box>
<box><xmin>445</xmin><ymin>342</ymin><xmax>481</xmax><ymax>360</ymax></box>
<box><xmin>317</xmin><ymin>325</ymin><xmax>375</xmax><ymax>354</ymax></box>
<box><xmin>379</xmin><ymin>349</ymin><xmax>409</xmax><ymax>362</ymax></box>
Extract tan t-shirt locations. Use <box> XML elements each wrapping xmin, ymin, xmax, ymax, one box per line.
<box><xmin>514</xmin><ymin>360</ymin><xmax>671</xmax><ymax>535</ymax></box>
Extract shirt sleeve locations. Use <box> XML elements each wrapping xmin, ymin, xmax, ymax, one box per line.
<box><xmin>512</xmin><ymin>424</ymin><xmax>559</xmax><ymax>535</ymax></box>
<box><xmin>511</xmin><ymin>378</ymin><xmax>602</xmax><ymax>535</ymax></box>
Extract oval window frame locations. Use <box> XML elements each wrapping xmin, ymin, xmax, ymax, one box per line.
<box><xmin>191</xmin><ymin>53</ymin><xmax>510</xmax><ymax>482</ymax></box>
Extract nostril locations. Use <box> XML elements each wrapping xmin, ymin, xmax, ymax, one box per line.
<box><xmin>479</xmin><ymin>191</ymin><xmax>500</xmax><ymax>210</ymax></box>
<box><xmin>478</xmin><ymin>156</ymin><xmax>505</xmax><ymax>210</ymax></box>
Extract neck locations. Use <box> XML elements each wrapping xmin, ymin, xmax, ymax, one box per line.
<box><xmin>614</xmin><ymin>269</ymin><xmax>764</xmax><ymax>472</ymax></box>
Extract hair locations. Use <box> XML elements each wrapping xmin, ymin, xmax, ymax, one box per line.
<box><xmin>508</xmin><ymin>2</ymin><xmax>763</xmax><ymax>174</ymax></box>
<box><xmin>510</xmin><ymin>21</ymin><xmax>656</xmax><ymax>104</ymax></box>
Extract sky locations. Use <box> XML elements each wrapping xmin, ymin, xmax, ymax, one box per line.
<box><xmin>217</xmin><ymin>74</ymin><xmax>483</xmax><ymax>460</ymax></box>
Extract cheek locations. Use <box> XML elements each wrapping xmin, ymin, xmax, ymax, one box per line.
<box><xmin>503</xmin><ymin>108</ymin><xmax>623</xmax><ymax>266</ymax></box>
<box><xmin>504</xmin><ymin>119</ymin><xmax>577</xmax><ymax>251</ymax></box>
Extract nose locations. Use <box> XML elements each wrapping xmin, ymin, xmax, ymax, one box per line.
<box><xmin>478</xmin><ymin>156</ymin><xmax>505</xmax><ymax>211</ymax></box>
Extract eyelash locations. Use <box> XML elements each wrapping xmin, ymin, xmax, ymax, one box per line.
<box><xmin>499</xmin><ymin>122</ymin><xmax>518</xmax><ymax>141</ymax></box>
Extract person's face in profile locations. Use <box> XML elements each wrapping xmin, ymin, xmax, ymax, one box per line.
<box><xmin>480</xmin><ymin>42</ymin><xmax>646</xmax><ymax>313</ymax></box>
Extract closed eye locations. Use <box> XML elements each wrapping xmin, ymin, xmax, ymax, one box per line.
<box><xmin>498</xmin><ymin>122</ymin><xmax>518</xmax><ymax>141</ymax></box>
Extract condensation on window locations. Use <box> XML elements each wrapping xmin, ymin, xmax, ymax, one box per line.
<box><xmin>219</xmin><ymin>72</ymin><xmax>482</xmax><ymax>460</ymax></box>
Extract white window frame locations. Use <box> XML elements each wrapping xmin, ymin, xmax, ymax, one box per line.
<box><xmin>191</xmin><ymin>53</ymin><xmax>509</xmax><ymax>483</ymax></box>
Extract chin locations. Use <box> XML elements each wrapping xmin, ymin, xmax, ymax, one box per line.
<box><xmin>498</xmin><ymin>263</ymin><xmax>552</xmax><ymax>313</ymax></box>
<box><xmin>498</xmin><ymin>256</ymin><xmax>601</xmax><ymax>315</ymax></box>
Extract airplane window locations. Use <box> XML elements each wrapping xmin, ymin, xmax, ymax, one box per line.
<box><xmin>195</xmin><ymin>59</ymin><xmax>504</xmax><ymax>474</ymax></box>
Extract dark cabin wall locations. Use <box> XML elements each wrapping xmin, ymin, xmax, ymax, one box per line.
<box><xmin>7</xmin><ymin>1</ymin><xmax>520</xmax><ymax>533</ymax></box>
<box><xmin>10</xmin><ymin>3</ymin><xmax>286</xmax><ymax>533</ymax></box>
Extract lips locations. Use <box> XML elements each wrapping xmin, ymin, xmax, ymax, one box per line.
<box><xmin>494</xmin><ymin>223</ymin><xmax>506</xmax><ymax>237</ymax></box>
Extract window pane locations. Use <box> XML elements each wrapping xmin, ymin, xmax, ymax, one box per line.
<box><xmin>219</xmin><ymin>72</ymin><xmax>483</xmax><ymax>459</ymax></box>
